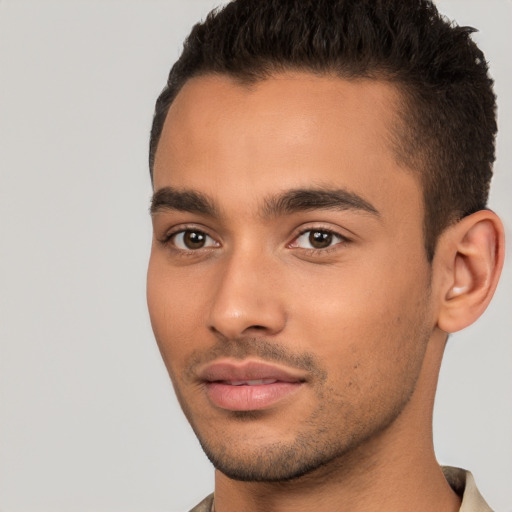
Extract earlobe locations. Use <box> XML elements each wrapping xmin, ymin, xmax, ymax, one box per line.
<box><xmin>436</xmin><ymin>210</ymin><xmax>505</xmax><ymax>334</ymax></box>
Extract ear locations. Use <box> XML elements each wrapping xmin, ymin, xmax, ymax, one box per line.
<box><xmin>435</xmin><ymin>210</ymin><xmax>505</xmax><ymax>334</ymax></box>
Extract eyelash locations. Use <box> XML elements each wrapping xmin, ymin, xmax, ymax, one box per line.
<box><xmin>159</xmin><ymin>225</ymin><xmax>351</xmax><ymax>256</ymax></box>
<box><xmin>289</xmin><ymin>227</ymin><xmax>351</xmax><ymax>255</ymax></box>
<box><xmin>159</xmin><ymin>225</ymin><xmax>218</xmax><ymax>255</ymax></box>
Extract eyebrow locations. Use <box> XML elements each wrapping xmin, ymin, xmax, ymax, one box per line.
<box><xmin>150</xmin><ymin>187</ymin><xmax>218</xmax><ymax>216</ymax></box>
<box><xmin>150</xmin><ymin>186</ymin><xmax>379</xmax><ymax>218</ymax></box>
<box><xmin>261</xmin><ymin>188</ymin><xmax>379</xmax><ymax>218</ymax></box>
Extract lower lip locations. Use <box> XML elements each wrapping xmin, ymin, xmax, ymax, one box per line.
<box><xmin>205</xmin><ymin>381</ymin><xmax>302</xmax><ymax>411</ymax></box>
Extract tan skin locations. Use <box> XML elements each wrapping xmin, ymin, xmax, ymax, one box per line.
<box><xmin>147</xmin><ymin>73</ymin><xmax>504</xmax><ymax>512</ymax></box>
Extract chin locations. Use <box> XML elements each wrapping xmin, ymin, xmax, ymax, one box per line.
<box><xmin>194</xmin><ymin>423</ymin><xmax>360</xmax><ymax>483</ymax></box>
<box><xmin>203</xmin><ymin>443</ymin><xmax>336</xmax><ymax>482</ymax></box>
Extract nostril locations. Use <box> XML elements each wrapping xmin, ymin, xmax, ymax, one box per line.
<box><xmin>208</xmin><ymin>300</ymin><xmax>287</xmax><ymax>339</ymax></box>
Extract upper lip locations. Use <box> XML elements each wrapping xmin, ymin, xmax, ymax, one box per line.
<box><xmin>198</xmin><ymin>360</ymin><xmax>306</xmax><ymax>383</ymax></box>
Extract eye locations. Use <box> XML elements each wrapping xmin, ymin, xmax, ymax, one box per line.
<box><xmin>290</xmin><ymin>229</ymin><xmax>346</xmax><ymax>250</ymax></box>
<box><xmin>171</xmin><ymin>230</ymin><xmax>218</xmax><ymax>250</ymax></box>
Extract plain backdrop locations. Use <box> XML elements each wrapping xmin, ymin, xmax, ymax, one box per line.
<box><xmin>0</xmin><ymin>1</ymin><xmax>510</xmax><ymax>511</ymax></box>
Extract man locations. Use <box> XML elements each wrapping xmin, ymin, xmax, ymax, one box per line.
<box><xmin>146</xmin><ymin>1</ymin><xmax>505</xmax><ymax>511</ymax></box>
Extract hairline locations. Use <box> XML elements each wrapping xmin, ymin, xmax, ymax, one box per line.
<box><xmin>151</xmin><ymin>68</ymin><xmax>419</xmax><ymax>174</ymax></box>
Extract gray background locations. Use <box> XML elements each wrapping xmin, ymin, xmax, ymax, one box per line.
<box><xmin>0</xmin><ymin>1</ymin><xmax>510</xmax><ymax>511</ymax></box>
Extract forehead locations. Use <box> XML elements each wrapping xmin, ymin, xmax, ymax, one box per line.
<box><xmin>153</xmin><ymin>73</ymin><xmax>420</xmax><ymax>219</ymax></box>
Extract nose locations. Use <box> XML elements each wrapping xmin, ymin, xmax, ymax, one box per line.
<box><xmin>207</xmin><ymin>249</ymin><xmax>287</xmax><ymax>340</ymax></box>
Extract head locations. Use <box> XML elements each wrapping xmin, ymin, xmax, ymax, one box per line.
<box><xmin>146</xmin><ymin>0</ymin><xmax>503</xmax><ymax>484</ymax></box>
<box><xmin>149</xmin><ymin>0</ymin><xmax>497</xmax><ymax>262</ymax></box>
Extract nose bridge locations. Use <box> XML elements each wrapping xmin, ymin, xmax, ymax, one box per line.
<box><xmin>208</xmin><ymin>243</ymin><xmax>286</xmax><ymax>339</ymax></box>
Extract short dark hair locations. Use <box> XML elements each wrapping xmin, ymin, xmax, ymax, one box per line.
<box><xmin>149</xmin><ymin>0</ymin><xmax>497</xmax><ymax>261</ymax></box>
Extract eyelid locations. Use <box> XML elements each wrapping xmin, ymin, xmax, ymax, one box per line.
<box><xmin>288</xmin><ymin>225</ymin><xmax>352</xmax><ymax>251</ymax></box>
<box><xmin>158</xmin><ymin>224</ymin><xmax>221</xmax><ymax>250</ymax></box>
<box><xmin>173</xmin><ymin>231</ymin><xmax>218</xmax><ymax>250</ymax></box>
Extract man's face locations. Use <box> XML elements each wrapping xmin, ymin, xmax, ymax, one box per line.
<box><xmin>147</xmin><ymin>73</ymin><xmax>436</xmax><ymax>481</ymax></box>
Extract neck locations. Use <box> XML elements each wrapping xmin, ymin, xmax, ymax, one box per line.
<box><xmin>212</xmin><ymin>329</ymin><xmax>461</xmax><ymax>512</ymax></box>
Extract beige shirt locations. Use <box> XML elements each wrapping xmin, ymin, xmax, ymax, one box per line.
<box><xmin>442</xmin><ymin>466</ymin><xmax>493</xmax><ymax>512</ymax></box>
<box><xmin>188</xmin><ymin>467</ymin><xmax>493</xmax><ymax>512</ymax></box>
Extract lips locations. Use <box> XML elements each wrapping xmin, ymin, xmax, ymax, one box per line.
<box><xmin>198</xmin><ymin>360</ymin><xmax>305</xmax><ymax>411</ymax></box>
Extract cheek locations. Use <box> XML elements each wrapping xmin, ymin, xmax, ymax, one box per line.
<box><xmin>290</xmin><ymin>256</ymin><xmax>431</xmax><ymax>377</ymax></box>
<box><xmin>146</xmin><ymin>254</ymin><xmax>206</xmax><ymax>368</ymax></box>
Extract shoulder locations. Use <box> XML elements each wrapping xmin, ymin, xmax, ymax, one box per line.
<box><xmin>442</xmin><ymin>466</ymin><xmax>493</xmax><ymax>512</ymax></box>
<box><xmin>188</xmin><ymin>493</ymin><xmax>214</xmax><ymax>512</ymax></box>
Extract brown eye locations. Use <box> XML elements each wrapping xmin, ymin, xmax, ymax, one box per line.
<box><xmin>309</xmin><ymin>230</ymin><xmax>333</xmax><ymax>249</ymax></box>
<box><xmin>291</xmin><ymin>229</ymin><xmax>345</xmax><ymax>250</ymax></box>
<box><xmin>184</xmin><ymin>231</ymin><xmax>206</xmax><ymax>249</ymax></box>
<box><xmin>172</xmin><ymin>230</ymin><xmax>217</xmax><ymax>250</ymax></box>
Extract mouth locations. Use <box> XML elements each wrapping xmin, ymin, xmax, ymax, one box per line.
<box><xmin>221</xmin><ymin>379</ymin><xmax>280</xmax><ymax>386</ymax></box>
<box><xmin>198</xmin><ymin>360</ymin><xmax>306</xmax><ymax>411</ymax></box>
